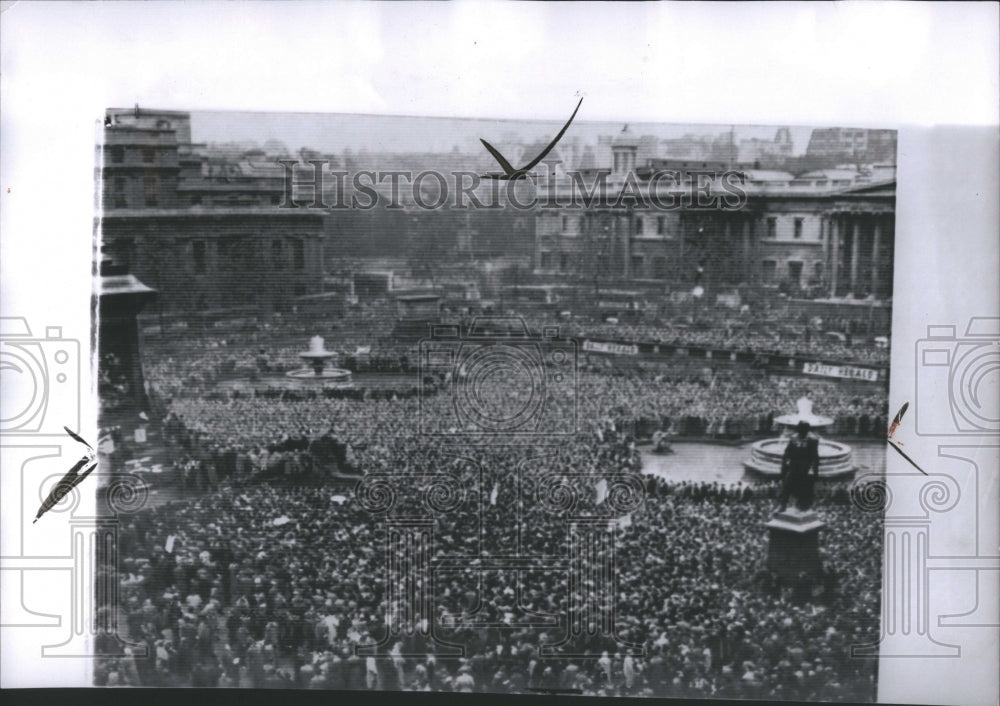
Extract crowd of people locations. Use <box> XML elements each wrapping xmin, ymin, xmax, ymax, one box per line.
<box><xmin>138</xmin><ymin>300</ymin><xmax>888</xmax><ymax>407</ymax></box>
<box><xmin>520</xmin><ymin>313</ymin><xmax>890</xmax><ymax>367</ymax></box>
<box><xmin>149</xmin><ymin>368</ymin><xmax>887</xmax><ymax>492</ymax></box>
<box><xmin>96</xmin><ymin>466</ymin><xmax>881</xmax><ymax>699</ymax></box>
<box><xmin>98</xmin><ymin>305</ymin><xmax>888</xmax><ymax>698</ymax></box>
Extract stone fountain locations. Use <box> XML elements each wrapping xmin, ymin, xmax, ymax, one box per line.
<box><xmin>285</xmin><ymin>336</ymin><xmax>352</xmax><ymax>382</ymax></box>
<box><xmin>744</xmin><ymin>397</ymin><xmax>860</xmax><ymax>480</ymax></box>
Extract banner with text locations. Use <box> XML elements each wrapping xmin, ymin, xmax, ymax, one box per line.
<box><xmin>583</xmin><ymin>340</ymin><xmax>640</xmax><ymax>356</ymax></box>
<box><xmin>802</xmin><ymin>361</ymin><xmax>880</xmax><ymax>382</ymax></box>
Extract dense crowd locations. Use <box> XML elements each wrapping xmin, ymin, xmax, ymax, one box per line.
<box><xmin>149</xmin><ymin>369</ymin><xmax>887</xmax><ymax>492</ymax></box>
<box><xmin>96</xmin><ymin>469</ymin><xmax>881</xmax><ymax>699</ymax></box>
<box><xmin>519</xmin><ymin>314</ymin><xmax>889</xmax><ymax>366</ymax></box>
<box><xmin>138</xmin><ymin>300</ymin><xmax>888</xmax><ymax>407</ymax></box>
<box><xmin>98</xmin><ymin>307</ymin><xmax>887</xmax><ymax>698</ymax></box>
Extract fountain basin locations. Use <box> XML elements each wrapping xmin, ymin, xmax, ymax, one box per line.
<box><xmin>742</xmin><ymin>396</ymin><xmax>861</xmax><ymax>480</ymax></box>
<box><xmin>285</xmin><ymin>366</ymin><xmax>353</xmax><ymax>381</ymax></box>
<box><xmin>743</xmin><ymin>437</ymin><xmax>860</xmax><ymax>480</ymax></box>
<box><xmin>286</xmin><ymin>335</ymin><xmax>351</xmax><ymax>381</ymax></box>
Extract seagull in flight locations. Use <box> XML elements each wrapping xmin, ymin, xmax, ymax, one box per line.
<box><xmin>480</xmin><ymin>97</ymin><xmax>583</xmax><ymax>181</ymax></box>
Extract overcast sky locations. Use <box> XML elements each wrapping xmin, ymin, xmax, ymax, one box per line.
<box><xmin>190</xmin><ymin>109</ymin><xmax>817</xmax><ymax>156</ymax></box>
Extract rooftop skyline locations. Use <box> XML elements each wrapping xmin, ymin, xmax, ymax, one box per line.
<box><xmin>188</xmin><ymin>110</ymin><xmax>836</xmax><ymax>158</ymax></box>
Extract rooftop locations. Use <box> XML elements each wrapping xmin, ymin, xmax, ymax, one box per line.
<box><xmin>612</xmin><ymin>125</ymin><xmax>640</xmax><ymax>149</ymax></box>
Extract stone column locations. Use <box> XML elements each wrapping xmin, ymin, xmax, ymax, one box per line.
<box><xmin>871</xmin><ymin>217</ymin><xmax>882</xmax><ymax>298</ymax></box>
<box><xmin>723</xmin><ymin>217</ymin><xmax>733</xmax><ymax>285</ymax></box>
<box><xmin>849</xmin><ymin>217</ymin><xmax>861</xmax><ymax>297</ymax></box>
<box><xmin>741</xmin><ymin>217</ymin><xmax>751</xmax><ymax>282</ymax></box>
<box><xmin>678</xmin><ymin>215</ymin><xmax>686</xmax><ymax>282</ymax></box>
<box><xmin>621</xmin><ymin>213</ymin><xmax>631</xmax><ymax>280</ymax></box>
<box><xmin>829</xmin><ymin>216</ymin><xmax>840</xmax><ymax>297</ymax></box>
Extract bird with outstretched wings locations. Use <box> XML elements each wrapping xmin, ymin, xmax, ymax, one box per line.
<box><xmin>480</xmin><ymin>97</ymin><xmax>583</xmax><ymax>181</ymax></box>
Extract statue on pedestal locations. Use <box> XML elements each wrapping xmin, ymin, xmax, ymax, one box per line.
<box><xmin>778</xmin><ymin>420</ymin><xmax>820</xmax><ymax>512</ymax></box>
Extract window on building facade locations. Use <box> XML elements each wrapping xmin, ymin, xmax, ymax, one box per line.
<box><xmin>631</xmin><ymin>255</ymin><xmax>644</xmax><ymax>277</ymax></box>
<box><xmin>559</xmin><ymin>253</ymin><xmax>569</xmax><ymax>272</ymax></box>
<box><xmin>794</xmin><ymin>218</ymin><xmax>803</xmax><ymax>239</ymax></box>
<box><xmin>144</xmin><ymin>175</ymin><xmax>158</xmax><ymax>207</ymax></box>
<box><xmin>292</xmin><ymin>238</ymin><xmax>306</xmax><ymax>271</ymax></box>
<box><xmin>111</xmin><ymin>176</ymin><xmax>127</xmax><ymax>208</ymax></box>
<box><xmin>191</xmin><ymin>195</ymin><xmax>202</xmax><ymax>206</ymax></box>
<box><xmin>143</xmin><ymin>148</ymin><xmax>155</xmax><ymax>164</ymax></box>
<box><xmin>762</xmin><ymin>259</ymin><xmax>777</xmax><ymax>283</ymax></box>
<box><xmin>656</xmin><ymin>216</ymin><xmax>666</xmax><ymax>236</ymax></box>
<box><xmin>598</xmin><ymin>255</ymin><xmax>610</xmax><ymax>274</ymax></box>
<box><xmin>110</xmin><ymin>146</ymin><xmax>124</xmax><ymax>164</ymax></box>
<box><xmin>192</xmin><ymin>241</ymin><xmax>206</xmax><ymax>274</ymax></box>
<box><xmin>540</xmin><ymin>251</ymin><xmax>552</xmax><ymax>269</ymax></box>
<box><xmin>635</xmin><ymin>217</ymin><xmax>643</xmax><ymax>235</ymax></box>
<box><xmin>561</xmin><ymin>216</ymin><xmax>568</xmax><ymax>231</ymax></box>
<box><xmin>788</xmin><ymin>260</ymin><xmax>803</xmax><ymax>285</ymax></box>
<box><xmin>653</xmin><ymin>256</ymin><xmax>667</xmax><ymax>279</ymax></box>
<box><xmin>767</xmin><ymin>217</ymin><xmax>777</xmax><ymax>239</ymax></box>
<box><xmin>272</xmin><ymin>239</ymin><xmax>284</xmax><ymax>269</ymax></box>
<box><xmin>814</xmin><ymin>261</ymin><xmax>824</xmax><ymax>278</ymax></box>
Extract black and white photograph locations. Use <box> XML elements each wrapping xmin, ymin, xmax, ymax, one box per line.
<box><xmin>91</xmin><ymin>106</ymin><xmax>895</xmax><ymax>700</ymax></box>
<box><xmin>1</xmin><ymin>3</ymin><xmax>997</xmax><ymax>705</ymax></box>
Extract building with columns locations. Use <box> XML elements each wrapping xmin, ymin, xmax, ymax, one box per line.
<box><xmin>534</xmin><ymin>126</ymin><xmax>895</xmax><ymax>301</ymax></box>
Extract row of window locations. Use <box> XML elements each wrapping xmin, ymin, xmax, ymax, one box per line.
<box><xmin>553</xmin><ymin>214</ymin><xmax>670</xmax><ymax>236</ymax></box>
<box><xmin>108</xmin><ymin>146</ymin><xmax>160</xmax><ymax>164</ymax></box>
<box><xmin>191</xmin><ymin>238</ymin><xmax>307</xmax><ymax>274</ymax></box>
<box><xmin>760</xmin><ymin>259</ymin><xmax>824</xmax><ymax>284</ymax></box>
<box><xmin>189</xmin><ymin>194</ymin><xmax>282</xmax><ymax>207</ymax></box>
<box><xmin>109</xmin><ymin>174</ymin><xmax>161</xmax><ymax>207</ymax></box>
<box><xmin>539</xmin><ymin>251</ymin><xmax>670</xmax><ymax>278</ymax></box>
<box><xmin>765</xmin><ymin>216</ymin><xmax>806</xmax><ymax>240</ymax></box>
<box><xmin>550</xmin><ymin>214</ymin><xmax>811</xmax><ymax>241</ymax></box>
<box><xmin>539</xmin><ymin>251</ymin><xmax>825</xmax><ymax>283</ymax></box>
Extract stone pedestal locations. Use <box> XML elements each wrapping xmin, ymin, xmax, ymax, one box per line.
<box><xmin>765</xmin><ymin>507</ymin><xmax>826</xmax><ymax>583</ymax></box>
<box><xmin>98</xmin><ymin>261</ymin><xmax>157</xmax><ymax>411</ymax></box>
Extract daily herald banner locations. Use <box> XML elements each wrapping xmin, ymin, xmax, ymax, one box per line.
<box><xmin>802</xmin><ymin>361</ymin><xmax>880</xmax><ymax>382</ymax></box>
<box><xmin>582</xmin><ymin>340</ymin><xmax>640</xmax><ymax>356</ymax></box>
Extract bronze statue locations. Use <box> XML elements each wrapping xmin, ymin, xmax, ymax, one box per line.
<box><xmin>778</xmin><ymin>421</ymin><xmax>820</xmax><ymax>511</ymax></box>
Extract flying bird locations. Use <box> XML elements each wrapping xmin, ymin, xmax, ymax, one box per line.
<box><xmin>480</xmin><ymin>97</ymin><xmax>583</xmax><ymax>181</ymax></box>
<box><xmin>33</xmin><ymin>427</ymin><xmax>98</xmax><ymax>524</ymax></box>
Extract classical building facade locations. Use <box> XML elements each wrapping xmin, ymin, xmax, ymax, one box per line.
<box><xmin>98</xmin><ymin>108</ymin><xmax>326</xmax><ymax>314</ymax></box>
<box><xmin>101</xmin><ymin>209</ymin><xmax>325</xmax><ymax>314</ymax></box>
<box><xmin>534</xmin><ymin>127</ymin><xmax>896</xmax><ymax>301</ymax></box>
